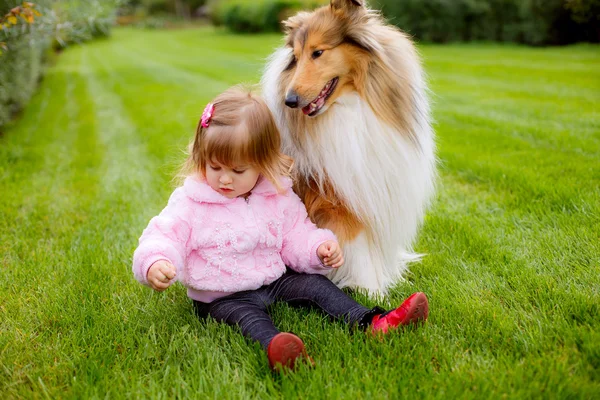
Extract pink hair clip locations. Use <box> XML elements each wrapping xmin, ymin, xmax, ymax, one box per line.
<box><xmin>201</xmin><ymin>103</ymin><xmax>215</xmax><ymax>128</ymax></box>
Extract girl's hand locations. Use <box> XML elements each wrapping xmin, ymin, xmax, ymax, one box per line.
<box><xmin>147</xmin><ymin>260</ymin><xmax>177</xmax><ymax>291</ymax></box>
<box><xmin>317</xmin><ymin>240</ymin><xmax>344</xmax><ymax>268</ymax></box>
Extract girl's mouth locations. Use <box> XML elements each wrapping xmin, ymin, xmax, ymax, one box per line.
<box><xmin>220</xmin><ymin>188</ymin><xmax>233</xmax><ymax>193</ymax></box>
<box><xmin>302</xmin><ymin>77</ymin><xmax>338</xmax><ymax>117</ymax></box>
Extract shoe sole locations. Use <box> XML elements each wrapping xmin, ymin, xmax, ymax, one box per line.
<box><xmin>401</xmin><ymin>292</ymin><xmax>429</xmax><ymax>325</ymax></box>
<box><xmin>268</xmin><ymin>333</ymin><xmax>306</xmax><ymax>370</ymax></box>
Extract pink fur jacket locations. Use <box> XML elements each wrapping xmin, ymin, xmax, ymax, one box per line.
<box><xmin>132</xmin><ymin>175</ymin><xmax>336</xmax><ymax>302</ymax></box>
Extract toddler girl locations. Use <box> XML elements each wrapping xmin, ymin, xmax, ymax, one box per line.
<box><xmin>132</xmin><ymin>86</ymin><xmax>429</xmax><ymax>370</ymax></box>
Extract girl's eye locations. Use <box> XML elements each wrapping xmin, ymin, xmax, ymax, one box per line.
<box><xmin>209</xmin><ymin>165</ymin><xmax>221</xmax><ymax>171</ymax></box>
<box><xmin>233</xmin><ymin>169</ymin><xmax>246</xmax><ymax>174</ymax></box>
<box><xmin>312</xmin><ymin>50</ymin><xmax>323</xmax><ymax>59</ymax></box>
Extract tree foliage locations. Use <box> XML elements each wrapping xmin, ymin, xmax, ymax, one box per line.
<box><xmin>372</xmin><ymin>0</ymin><xmax>599</xmax><ymax>45</ymax></box>
<box><xmin>207</xmin><ymin>0</ymin><xmax>326</xmax><ymax>33</ymax></box>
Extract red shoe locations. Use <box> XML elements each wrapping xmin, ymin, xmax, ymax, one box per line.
<box><xmin>371</xmin><ymin>292</ymin><xmax>429</xmax><ymax>334</ymax></box>
<box><xmin>267</xmin><ymin>332</ymin><xmax>308</xmax><ymax>370</ymax></box>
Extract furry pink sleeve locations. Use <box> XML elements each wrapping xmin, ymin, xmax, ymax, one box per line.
<box><xmin>280</xmin><ymin>190</ymin><xmax>336</xmax><ymax>274</ymax></box>
<box><xmin>132</xmin><ymin>188</ymin><xmax>192</xmax><ymax>286</ymax></box>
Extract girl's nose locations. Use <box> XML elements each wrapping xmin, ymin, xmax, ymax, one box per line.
<box><xmin>220</xmin><ymin>173</ymin><xmax>232</xmax><ymax>184</ymax></box>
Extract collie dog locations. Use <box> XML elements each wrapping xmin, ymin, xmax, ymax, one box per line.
<box><xmin>261</xmin><ymin>0</ymin><xmax>436</xmax><ymax>295</ymax></box>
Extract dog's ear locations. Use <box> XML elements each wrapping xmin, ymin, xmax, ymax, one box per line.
<box><xmin>282</xmin><ymin>11</ymin><xmax>310</xmax><ymax>36</ymax></box>
<box><xmin>331</xmin><ymin>0</ymin><xmax>364</xmax><ymax>12</ymax></box>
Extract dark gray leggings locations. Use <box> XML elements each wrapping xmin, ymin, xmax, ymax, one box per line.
<box><xmin>193</xmin><ymin>270</ymin><xmax>384</xmax><ymax>348</ymax></box>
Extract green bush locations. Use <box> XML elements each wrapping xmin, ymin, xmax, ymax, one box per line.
<box><xmin>372</xmin><ymin>0</ymin><xmax>599</xmax><ymax>45</ymax></box>
<box><xmin>51</xmin><ymin>0</ymin><xmax>121</xmax><ymax>47</ymax></box>
<box><xmin>208</xmin><ymin>0</ymin><xmax>598</xmax><ymax>43</ymax></box>
<box><xmin>207</xmin><ymin>0</ymin><xmax>326</xmax><ymax>33</ymax></box>
<box><xmin>0</xmin><ymin>1</ymin><xmax>121</xmax><ymax>131</ymax></box>
<box><xmin>123</xmin><ymin>0</ymin><xmax>207</xmax><ymax>16</ymax></box>
<box><xmin>1</xmin><ymin>1</ymin><xmax>49</xmax><ymax>130</ymax></box>
<box><xmin>0</xmin><ymin>27</ymin><xmax>48</xmax><ymax>128</ymax></box>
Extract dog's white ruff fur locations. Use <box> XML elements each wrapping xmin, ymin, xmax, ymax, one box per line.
<box><xmin>262</xmin><ymin>47</ymin><xmax>436</xmax><ymax>295</ymax></box>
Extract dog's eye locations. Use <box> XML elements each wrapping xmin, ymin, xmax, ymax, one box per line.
<box><xmin>312</xmin><ymin>50</ymin><xmax>324</xmax><ymax>59</ymax></box>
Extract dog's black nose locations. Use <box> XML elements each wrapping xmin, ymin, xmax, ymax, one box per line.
<box><xmin>285</xmin><ymin>92</ymin><xmax>299</xmax><ymax>108</ymax></box>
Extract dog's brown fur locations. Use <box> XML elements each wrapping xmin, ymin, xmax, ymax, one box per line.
<box><xmin>294</xmin><ymin>177</ymin><xmax>364</xmax><ymax>246</ymax></box>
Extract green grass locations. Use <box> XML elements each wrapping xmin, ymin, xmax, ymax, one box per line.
<box><xmin>1</xmin><ymin>27</ymin><xmax>599</xmax><ymax>398</ymax></box>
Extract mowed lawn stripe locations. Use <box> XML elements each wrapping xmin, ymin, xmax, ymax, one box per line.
<box><xmin>0</xmin><ymin>48</ymin><xmax>111</xmax><ymax>393</ymax></box>
<box><xmin>110</xmin><ymin>28</ymin><xmax>280</xmax><ymax>85</ymax></box>
<box><xmin>108</xmin><ymin>40</ymin><xmax>231</xmax><ymax>96</ymax></box>
<box><xmin>419</xmin><ymin>42</ymin><xmax>599</xmax><ymax>396</ymax></box>
<box><xmin>81</xmin><ymin>37</ymin><xmax>227</xmax><ymax>168</ymax></box>
<box><xmin>81</xmin><ymin>46</ymin><xmax>154</xmax><ymax>196</ymax></box>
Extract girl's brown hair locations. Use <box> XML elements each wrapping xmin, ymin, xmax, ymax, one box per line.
<box><xmin>182</xmin><ymin>85</ymin><xmax>293</xmax><ymax>191</ymax></box>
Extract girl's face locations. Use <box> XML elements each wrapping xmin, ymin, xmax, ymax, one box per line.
<box><xmin>205</xmin><ymin>160</ymin><xmax>260</xmax><ymax>199</ymax></box>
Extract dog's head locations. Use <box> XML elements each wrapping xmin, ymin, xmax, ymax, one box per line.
<box><xmin>280</xmin><ymin>0</ymin><xmax>373</xmax><ymax>118</ymax></box>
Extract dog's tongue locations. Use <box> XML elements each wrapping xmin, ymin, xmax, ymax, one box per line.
<box><xmin>302</xmin><ymin>97</ymin><xmax>325</xmax><ymax>115</ymax></box>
